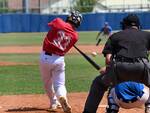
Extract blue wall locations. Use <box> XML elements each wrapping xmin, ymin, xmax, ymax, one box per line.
<box><xmin>0</xmin><ymin>12</ymin><xmax>150</xmax><ymax>33</ymax></box>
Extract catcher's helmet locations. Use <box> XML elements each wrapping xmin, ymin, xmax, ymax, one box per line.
<box><xmin>120</xmin><ymin>14</ymin><xmax>141</xmax><ymax>30</ymax></box>
<box><xmin>66</xmin><ymin>10</ymin><xmax>82</xmax><ymax>28</ymax></box>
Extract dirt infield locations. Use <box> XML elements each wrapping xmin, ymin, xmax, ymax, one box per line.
<box><xmin>0</xmin><ymin>45</ymin><xmax>103</xmax><ymax>54</ymax></box>
<box><xmin>0</xmin><ymin>93</ymin><xmax>144</xmax><ymax>113</ymax></box>
<box><xmin>0</xmin><ymin>45</ymin><xmax>145</xmax><ymax>113</ymax></box>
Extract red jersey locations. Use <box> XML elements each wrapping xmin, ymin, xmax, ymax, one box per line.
<box><xmin>43</xmin><ymin>18</ymin><xmax>78</xmax><ymax>56</ymax></box>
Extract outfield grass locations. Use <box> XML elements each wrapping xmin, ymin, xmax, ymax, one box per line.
<box><xmin>0</xmin><ymin>33</ymin><xmax>45</xmax><ymax>46</ymax></box>
<box><xmin>0</xmin><ymin>31</ymin><xmax>149</xmax><ymax>95</ymax></box>
<box><xmin>0</xmin><ymin>53</ymin><xmax>105</xmax><ymax>95</ymax></box>
<box><xmin>0</xmin><ymin>65</ymin><xmax>43</xmax><ymax>95</ymax></box>
<box><xmin>78</xmin><ymin>31</ymin><xmax>108</xmax><ymax>45</ymax></box>
<box><xmin>0</xmin><ymin>54</ymin><xmax>39</xmax><ymax>63</ymax></box>
<box><xmin>0</xmin><ymin>32</ymin><xmax>108</xmax><ymax>46</ymax></box>
<box><xmin>0</xmin><ymin>32</ymin><xmax>106</xmax><ymax>95</ymax></box>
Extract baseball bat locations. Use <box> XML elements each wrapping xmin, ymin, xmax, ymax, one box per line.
<box><xmin>73</xmin><ymin>45</ymin><xmax>101</xmax><ymax>70</ymax></box>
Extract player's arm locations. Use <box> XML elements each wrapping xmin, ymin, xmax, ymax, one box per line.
<box><xmin>99</xmin><ymin>54</ymin><xmax>112</xmax><ymax>74</ymax></box>
<box><xmin>48</xmin><ymin>18</ymin><xmax>63</xmax><ymax>29</ymax></box>
<box><xmin>105</xmin><ymin>54</ymin><xmax>112</xmax><ymax>65</ymax></box>
<box><xmin>100</xmin><ymin>38</ymin><xmax>113</xmax><ymax>74</ymax></box>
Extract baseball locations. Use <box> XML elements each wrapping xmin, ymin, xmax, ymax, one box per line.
<box><xmin>91</xmin><ymin>52</ymin><xmax>97</xmax><ymax>57</ymax></box>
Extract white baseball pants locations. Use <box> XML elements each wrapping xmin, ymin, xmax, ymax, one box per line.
<box><xmin>39</xmin><ymin>51</ymin><xmax>67</xmax><ymax>105</ymax></box>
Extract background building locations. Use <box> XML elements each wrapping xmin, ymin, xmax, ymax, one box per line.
<box><xmin>94</xmin><ymin>0</ymin><xmax>150</xmax><ymax>12</ymax></box>
<box><xmin>0</xmin><ymin>0</ymin><xmax>150</xmax><ymax>14</ymax></box>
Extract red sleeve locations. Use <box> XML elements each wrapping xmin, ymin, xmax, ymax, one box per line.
<box><xmin>47</xmin><ymin>18</ymin><xmax>64</xmax><ymax>29</ymax></box>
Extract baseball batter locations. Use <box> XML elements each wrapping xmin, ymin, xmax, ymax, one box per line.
<box><xmin>106</xmin><ymin>81</ymin><xmax>150</xmax><ymax>113</ymax></box>
<box><xmin>39</xmin><ymin>11</ymin><xmax>82</xmax><ymax>113</ymax></box>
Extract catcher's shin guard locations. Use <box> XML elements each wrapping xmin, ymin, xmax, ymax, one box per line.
<box><xmin>106</xmin><ymin>104</ymin><xmax>119</xmax><ymax>113</ymax></box>
<box><xmin>106</xmin><ymin>94</ymin><xmax>119</xmax><ymax>113</ymax></box>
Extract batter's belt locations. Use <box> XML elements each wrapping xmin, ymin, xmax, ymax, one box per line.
<box><xmin>45</xmin><ymin>52</ymin><xmax>52</xmax><ymax>56</ymax></box>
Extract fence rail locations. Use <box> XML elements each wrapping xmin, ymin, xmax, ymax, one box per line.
<box><xmin>0</xmin><ymin>0</ymin><xmax>150</xmax><ymax>14</ymax></box>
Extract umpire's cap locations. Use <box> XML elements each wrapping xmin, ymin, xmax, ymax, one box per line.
<box><xmin>121</xmin><ymin>14</ymin><xmax>141</xmax><ymax>30</ymax></box>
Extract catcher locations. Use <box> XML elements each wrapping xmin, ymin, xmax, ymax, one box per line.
<box><xmin>106</xmin><ymin>81</ymin><xmax>150</xmax><ymax>113</ymax></box>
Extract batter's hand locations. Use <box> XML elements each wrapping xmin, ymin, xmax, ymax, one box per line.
<box><xmin>99</xmin><ymin>66</ymin><xmax>106</xmax><ymax>74</ymax></box>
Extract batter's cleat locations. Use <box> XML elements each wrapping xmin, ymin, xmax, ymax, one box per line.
<box><xmin>59</xmin><ymin>96</ymin><xmax>72</xmax><ymax>113</ymax></box>
<box><xmin>47</xmin><ymin>103</ymin><xmax>62</xmax><ymax>112</ymax></box>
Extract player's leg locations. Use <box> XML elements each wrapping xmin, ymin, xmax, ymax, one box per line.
<box><xmin>96</xmin><ymin>38</ymin><xmax>102</xmax><ymax>46</ymax></box>
<box><xmin>106</xmin><ymin>88</ymin><xmax>119</xmax><ymax>113</ymax></box>
<box><xmin>145</xmin><ymin>89</ymin><xmax>150</xmax><ymax>113</ymax></box>
<box><xmin>39</xmin><ymin>52</ymin><xmax>58</xmax><ymax>110</ymax></box>
<box><xmin>83</xmin><ymin>62</ymin><xmax>117</xmax><ymax>113</ymax></box>
<box><xmin>142</xmin><ymin>58</ymin><xmax>150</xmax><ymax>87</ymax></box>
<box><xmin>142</xmin><ymin>59</ymin><xmax>150</xmax><ymax>113</ymax></box>
<box><xmin>52</xmin><ymin>57</ymin><xmax>71</xmax><ymax>113</ymax></box>
<box><xmin>96</xmin><ymin>33</ymin><xmax>104</xmax><ymax>46</ymax></box>
<box><xmin>83</xmin><ymin>73</ymin><xmax>111</xmax><ymax>113</ymax></box>
<box><xmin>53</xmin><ymin>62</ymin><xmax>67</xmax><ymax>98</ymax></box>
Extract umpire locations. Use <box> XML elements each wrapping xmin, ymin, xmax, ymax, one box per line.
<box><xmin>83</xmin><ymin>14</ymin><xmax>150</xmax><ymax>113</ymax></box>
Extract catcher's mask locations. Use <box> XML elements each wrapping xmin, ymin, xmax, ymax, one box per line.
<box><xmin>120</xmin><ymin>14</ymin><xmax>141</xmax><ymax>30</ymax></box>
<box><xmin>66</xmin><ymin>10</ymin><xmax>82</xmax><ymax>28</ymax></box>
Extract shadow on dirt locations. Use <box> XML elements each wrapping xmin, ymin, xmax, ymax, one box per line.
<box><xmin>5</xmin><ymin>107</ymin><xmax>57</xmax><ymax>112</ymax></box>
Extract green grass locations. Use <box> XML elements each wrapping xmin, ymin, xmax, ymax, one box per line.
<box><xmin>78</xmin><ymin>31</ymin><xmax>108</xmax><ymax>45</ymax></box>
<box><xmin>0</xmin><ymin>65</ymin><xmax>44</xmax><ymax>95</ymax></box>
<box><xmin>0</xmin><ymin>32</ymin><xmax>45</xmax><ymax>46</ymax></box>
<box><xmin>0</xmin><ymin>31</ymin><xmax>150</xmax><ymax>95</ymax></box>
<box><xmin>0</xmin><ymin>32</ymin><xmax>106</xmax><ymax>95</ymax></box>
<box><xmin>0</xmin><ymin>54</ymin><xmax>39</xmax><ymax>63</ymax></box>
<box><xmin>65</xmin><ymin>54</ymin><xmax>105</xmax><ymax>92</ymax></box>
<box><xmin>0</xmin><ymin>32</ymin><xmax>108</xmax><ymax>46</ymax></box>
<box><xmin>0</xmin><ymin>54</ymin><xmax>105</xmax><ymax>95</ymax></box>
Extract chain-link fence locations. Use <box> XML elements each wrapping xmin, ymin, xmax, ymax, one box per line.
<box><xmin>0</xmin><ymin>0</ymin><xmax>73</xmax><ymax>14</ymax></box>
<box><xmin>0</xmin><ymin>0</ymin><xmax>150</xmax><ymax>14</ymax></box>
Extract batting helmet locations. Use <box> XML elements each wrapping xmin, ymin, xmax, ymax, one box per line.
<box><xmin>66</xmin><ymin>10</ymin><xmax>82</xmax><ymax>28</ymax></box>
<box><xmin>120</xmin><ymin>14</ymin><xmax>141</xmax><ymax>30</ymax></box>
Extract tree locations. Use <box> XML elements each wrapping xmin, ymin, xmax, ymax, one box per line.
<box><xmin>74</xmin><ymin>0</ymin><xmax>97</xmax><ymax>13</ymax></box>
<box><xmin>0</xmin><ymin>0</ymin><xmax>8</xmax><ymax>13</ymax></box>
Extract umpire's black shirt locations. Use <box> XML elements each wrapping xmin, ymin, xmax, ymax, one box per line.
<box><xmin>103</xmin><ymin>28</ymin><xmax>150</xmax><ymax>59</ymax></box>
